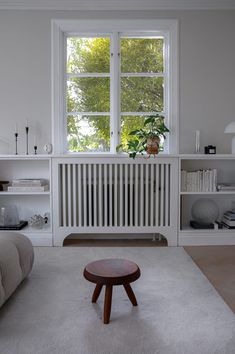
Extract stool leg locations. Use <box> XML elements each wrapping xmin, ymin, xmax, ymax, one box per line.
<box><xmin>123</xmin><ymin>283</ymin><xmax>138</xmax><ymax>306</ymax></box>
<box><xmin>92</xmin><ymin>284</ymin><xmax>103</xmax><ymax>303</ymax></box>
<box><xmin>103</xmin><ymin>285</ymin><xmax>113</xmax><ymax>324</ymax></box>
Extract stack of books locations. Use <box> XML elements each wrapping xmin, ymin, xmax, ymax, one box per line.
<box><xmin>8</xmin><ymin>179</ymin><xmax>49</xmax><ymax>192</ymax></box>
<box><xmin>221</xmin><ymin>211</ymin><xmax>235</xmax><ymax>229</ymax></box>
<box><xmin>181</xmin><ymin>169</ymin><xmax>217</xmax><ymax>192</ymax></box>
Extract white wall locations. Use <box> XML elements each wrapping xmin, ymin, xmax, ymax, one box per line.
<box><xmin>0</xmin><ymin>9</ymin><xmax>235</xmax><ymax>154</ymax></box>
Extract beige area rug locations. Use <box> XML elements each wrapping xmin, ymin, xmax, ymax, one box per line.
<box><xmin>66</xmin><ymin>240</ymin><xmax>235</xmax><ymax>316</ymax></box>
<box><xmin>1</xmin><ymin>247</ymin><xmax>234</xmax><ymax>354</ymax></box>
<box><xmin>185</xmin><ymin>246</ymin><xmax>235</xmax><ymax>314</ymax></box>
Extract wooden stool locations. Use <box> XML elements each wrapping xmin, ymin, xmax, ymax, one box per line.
<box><xmin>83</xmin><ymin>258</ymin><xmax>141</xmax><ymax>324</ymax></box>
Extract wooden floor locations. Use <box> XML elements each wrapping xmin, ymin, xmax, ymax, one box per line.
<box><xmin>64</xmin><ymin>238</ymin><xmax>167</xmax><ymax>247</ymax></box>
<box><xmin>185</xmin><ymin>246</ymin><xmax>235</xmax><ymax>314</ymax></box>
<box><xmin>64</xmin><ymin>239</ymin><xmax>235</xmax><ymax>314</ymax></box>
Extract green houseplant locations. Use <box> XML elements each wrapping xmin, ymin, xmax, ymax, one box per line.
<box><xmin>117</xmin><ymin>114</ymin><xmax>170</xmax><ymax>159</ymax></box>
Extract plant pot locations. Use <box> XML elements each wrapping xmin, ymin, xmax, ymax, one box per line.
<box><xmin>146</xmin><ymin>137</ymin><xmax>160</xmax><ymax>155</ymax></box>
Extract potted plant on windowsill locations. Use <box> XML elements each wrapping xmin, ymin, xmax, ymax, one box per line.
<box><xmin>117</xmin><ymin>114</ymin><xmax>170</xmax><ymax>159</ymax></box>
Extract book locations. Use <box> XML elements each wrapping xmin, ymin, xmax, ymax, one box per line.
<box><xmin>181</xmin><ymin>170</ymin><xmax>187</xmax><ymax>192</ymax></box>
<box><xmin>222</xmin><ymin>216</ymin><xmax>235</xmax><ymax>227</ymax></box>
<box><xmin>11</xmin><ymin>179</ymin><xmax>48</xmax><ymax>186</ymax></box>
<box><xmin>8</xmin><ymin>185</ymin><xmax>49</xmax><ymax>192</ymax></box>
<box><xmin>217</xmin><ymin>183</ymin><xmax>235</xmax><ymax>191</ymax></box>
<box><xmin>221</xmin><ymin>222</ymin><xmax>235</xmax><ymax>229</ymax></box>
<box><xmin>223</xmin><ymin>211</ymin><xmax>235</xmax><ymax>220</ymax></box>
<box><xmin>181</xmin><ymin>168</ymin><xmax>217</xmax><ymax>192</ymax></box>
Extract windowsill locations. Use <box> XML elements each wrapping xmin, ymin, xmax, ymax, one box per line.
<box><xmin>51</xmin><ymin>152</ymin><xmax>178</xmax><ymax>158</ymax></box>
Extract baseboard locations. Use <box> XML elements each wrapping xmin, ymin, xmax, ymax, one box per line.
<box><xmin>28</xmin><ymin>235</ymin><xmax>53</xmax><ymax>246</ymax></box>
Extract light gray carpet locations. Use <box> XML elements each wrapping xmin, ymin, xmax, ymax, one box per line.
<box><xmin>0</xmin><ymin>247</ymin><xmax>234</xmax><ymax>354</ymax></box>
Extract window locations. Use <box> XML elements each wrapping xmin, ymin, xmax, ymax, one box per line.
<box><xmin>52</xmin><ymin>20</ymin><xmax>178</xmax><ymax>154</ymax></box>
<box><xmin>120</xmin><ymin>35</ymin><xmax>165</xmax><ymax>151</ymax></box>
<box><xmin>66</xmin><ymin>36</ymin><xmax>111</xmax><ymax>152</ymax></box>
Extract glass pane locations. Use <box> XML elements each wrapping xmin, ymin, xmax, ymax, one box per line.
<box><xmin>67</xmin><ymin>37</ymin><xmax>110</xmax><ymax>73</ymax></box>
<box><xmin>67</xmin><ymin>77</ymin><xmax>110</xmax><ymax>112</ymax></box>
<box><xmin>120</xmin><ymin>116</ymin><xmax>165</xmax><ymax>151</ymax></box>
<box><xmin>121</xmin><ymin>38</ymin><xmax>163</xmax><ymax>73</ymax></box>
<box><xmin>120</xmin><ymin>116</ymin><xmax>145</xmax><ymax>148</ymax></box>
<box><xmin>121</xmin><ymin>77</ymin><xmax>163</xmax><ymax>112</ymax></box>
<box><xmin>67</xmin><ymin>115</ymin><xmax>110</xmax><ymax>152</ymax></box>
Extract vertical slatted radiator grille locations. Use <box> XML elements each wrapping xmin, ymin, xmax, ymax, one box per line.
<box><xmin>59</xmin><ymin>163</ymin><xmax>171</xmax><ymax>228</ymax></box>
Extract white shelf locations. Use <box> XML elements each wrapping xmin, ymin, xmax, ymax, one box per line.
<box><xmin>0</xmin><ymin>154</ymin><xmax>51</xmax><ymax>159</ymax></box>
<box><xmin>0</xmin><ymin>225</ymin><xmax>52</xmax><ymax>234</ymax></box>
<box><xmin>0</xmin><ymin>157</ymin><xmax>52</xmax><ymax>246</ymax></box>
<box><xmin>179</xmin><ymin>156</ymin><xmax>235</xmax><ymax>245</ymax></box>
<box><xmin>179</xmin><ymin>154</ymin><xmax>235</xmax><ymax>160</ymax></box>
<box><xmin>180</xmin><ymin>226</ymin><xmax>235</xmax><ymax>233</ymax></box>
<box><xmin>1</xmin><ymin>154</ymin><xmax>235</xmax><ymax>247</ymax></box>
<box><xmin>179</xmin><ymin>230</ymin><xmax>235</xmax><ymax>246</ymax></box>
<box><xmin>0</xmin><ymin>227</ymin><xmax>53</xmax><ymax>246</ymax></box>
<box><xmin>180</xmin><ymin>191</ymin><xmax>235</xmax><ymax>195</ymax></box>
<box><xmin>0</xmin><ymin>191</ymin><xmax>50</xmax><ymax>195</ymax></box>
<box><xmin>20</xmin><ymin>230</ymin><xmax>53</xmax><ymax>246</ymax></box>
<box><xmin>23</xmin><ymin>226</ymin><xmax>52</xmax><ymax>233</ymax></box>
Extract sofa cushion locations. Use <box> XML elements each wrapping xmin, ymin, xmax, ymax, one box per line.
<box><xmin>0</xmin><ymin>232</ymin><xmax>34</xmax><ymax>308</ymax></box>
<box><xmin>0</xmin><ymin>239</ymin><xmax>23</xmax><ymax>305</ymax></box>
<box><xmin>0</xmin><ymin>232</ymin><xmax>34</xmax><ymax>279</ymax></box>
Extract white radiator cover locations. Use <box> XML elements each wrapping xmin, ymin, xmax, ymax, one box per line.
<box><xmin>52</xmin><ymin>157</ymin><xmax>178</xmax><ymax>246</ymax></box>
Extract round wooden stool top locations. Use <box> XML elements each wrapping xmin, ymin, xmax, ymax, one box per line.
<box><xmin>84</xmin><ymin>258</ymin><xmax>140</xmax><ymax>286</ymax></box>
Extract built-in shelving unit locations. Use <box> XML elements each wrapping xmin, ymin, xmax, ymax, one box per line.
<box><xmin>1</xmin><ymin>153</ymin><xmax>235</xmax><ymax>246</ymax></box>
<box><xmin>179</xmin><ymin>155</ymin><xmax>235</xmax><ymax>245</ymax></box>
<box><xmin>0</xmin><ymin>155</ymin><xmax>52</xmax><ymax>246</ymax></box>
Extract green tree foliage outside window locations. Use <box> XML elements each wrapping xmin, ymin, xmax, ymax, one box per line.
<box><xmin>66</xmin><ymin>36</ymin><xmax>164</xmax><ymax>152</ymax></box>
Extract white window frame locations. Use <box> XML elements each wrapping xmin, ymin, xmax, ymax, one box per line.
<box><xmin>51</xmin><ymin>19</ymin><xmax>179</xmax><ymax>154</ymax></box>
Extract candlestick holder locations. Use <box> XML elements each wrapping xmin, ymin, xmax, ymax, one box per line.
<box><xmin>34</xmin><ymin>145</ymin><xmax>37</xmax><ymax>155</ymax></box>
<box><xmin>25</xmin><ymin>126</ymin><xmax>29</xmax><ymax>155</ymax></box>
<box><xmin>195</xmin><ymin>130</ymin><xmax>200</xmax><ymax>153</ymax></box>
<box><xmin>15</xmin><ymin>133</ymin><xmax>18</xmax><ymax>155</ymax></box>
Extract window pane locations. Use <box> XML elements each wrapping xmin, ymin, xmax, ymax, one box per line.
<box><xmin>120</xmin><ymin>116</ymin><xmax>145</xmax><ymax>148</ymax></box>
<box><xmin>121</xmin><ymin>38</ymin><xmax>163</xmax><ymax>73</ymax></box>
<box><xmin>67</xmin><ymin>77</ymin><xmax>110</xmax><ymax>112</ymax></box>
<box><xmin>121</xmin><ymin>77</ymin><xmax>163</xmax><ymax>112</ymax></box>
<box><xmin>67</xmin><ymin>37</ymin><xmax>110</xmax><ymax>73</ymax></box>
<box><xmin>67</xmin><ymin>115</ymin><xmax>110</xmax><ymax>152</ymax></box>
<box><xmin>120</xmin><ymin>115</ymin><xmax>165</xmax><ymax>151</ymax></box>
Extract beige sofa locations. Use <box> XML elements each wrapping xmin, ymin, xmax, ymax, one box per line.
<box><xmin>0</xmin><ymin>232</ymin><xmax>34</xmax><ymax>308</ymax></box>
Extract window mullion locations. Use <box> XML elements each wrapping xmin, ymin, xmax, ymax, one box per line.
<box><xmin>110</xmin><ymin>32</ymin><xmax>120</xmax><ymax>153</ymax></box>
<box><xmin>63</xmin><ymin>33</ymin><xmax>68</xmax><ymax>154</ymax></box>
<box><xmin>67</xmin><ymin>73</ymin><xmax>110</xmax><ymax>78</ymax></box>
<box><xmin>163</xmin><ymin>33</ymin><xmax>169</xmax><ymax>153</ymax></box>
<box><xmin>67</xmin><ymin>112</ymin><xmax>110</xmax><ymax>116</ymax></box>
<box><xmin>121</xmin><ymin>73</ymin><xmax>164</xmax><ymax>78</ymax></box>
<box><xmin>121</xmin><ymin>111</ymin><xmax>165</xmax><ymax>116</ymax></box>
